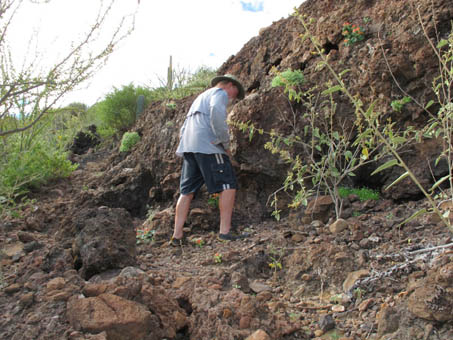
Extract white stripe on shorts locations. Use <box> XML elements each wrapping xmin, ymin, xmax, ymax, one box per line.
<box><xmin>215</xmin><ymin>153</ymin><xmax>224</xmax><ymax>164</ymax></box>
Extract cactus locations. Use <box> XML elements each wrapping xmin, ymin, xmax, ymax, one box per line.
<box><xmin>136</xmin><ymin>95</ymin><xmax>145</xmax><ymax>119</ymax></box>
<box><xmin>167</xmin><ymin>55</ymin><xmax>173</xmax><ymax>90</ymax></box>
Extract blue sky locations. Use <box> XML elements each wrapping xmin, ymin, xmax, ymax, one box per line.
<box><xmin>241</xmin><ymin>1</ymin><xmax>265</xmax><ymax>12</ymax></box>
<box><xmin>8</xmin><ymin>0</ymin><xmax>303</xmax><ymax>106</ymax></box>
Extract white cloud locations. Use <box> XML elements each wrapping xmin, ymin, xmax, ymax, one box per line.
<box><xmin>6</xmin><ymin>0</ymin><xmax>303</xmax><ymax>106</ymax></box>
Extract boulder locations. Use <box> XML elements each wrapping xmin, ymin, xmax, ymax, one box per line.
<box><xmin>67</xmin><ymin>293</ymin><xmax>153</xmax><ymax>340</ymax></box>
<box><xmin>71</xmin><ymin>207</ymin><xmax>136</xmax><ymax>280</ymax></box>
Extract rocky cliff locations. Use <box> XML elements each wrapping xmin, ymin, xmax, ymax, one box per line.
<box><xmin>95</xmin><ymin>0</ymin><xmax>452</xmax><ymax>224</ymax></box>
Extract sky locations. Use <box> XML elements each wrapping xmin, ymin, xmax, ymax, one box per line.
<box><xmin>8</xmin><ymin>0</ymin><xmax>304</xmax><ymax>107</ymax></box>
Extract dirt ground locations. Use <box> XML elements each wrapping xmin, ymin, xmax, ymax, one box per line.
<box><xmin>1</xmin><ymin>148</ymin><xmax>452</xmax><ymax>340</ymax></box>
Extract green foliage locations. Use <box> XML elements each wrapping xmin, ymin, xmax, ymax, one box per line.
<box><xmin>338</xmin><ymin>187</ymin><xmax>380</xmax><ymax>201</ymax></box>
<box><xmin>119</xmin><ymin>131</ymin><xmax>140</xmax><ymax>152</ymax></box>
<box><xmin>271</xmin><ymin>68</ymin><xmax>305</xmax><ymax>88</ymax></box>
<box><xmin>136</xmin><ymin>227</ymin><xmax>155</xmax><ymax>245</ymax></box>
<box><xmin>0</xmin><ymin>110</ymin><xmax>78</xmax><ymax>217</ymax></box>
<box><xmin>213</xmin><ymin>253</ymin><xmax>222</xmax><ymax>263</ymax></box>
<box><xmin>342</xmin><ymin>22</ymin><xmax>365</xmax><ymax>46</ymax></box>
<box><xmin>92</xmin><ymin>84</ymin><xmax>155</xmax><ymax>136</ymax></box>
<box><xmin>271</xmin><ymin>68</ymin><xmax>305</xmax><ymax>102</ymax></box>
<box><xmin>207</xmin><ymin>193</ymin><xmax>220</xmax><ymax>208</ymax></box>
<box><xmin>192</xmin><ymin>238</ymin><xmax>205</xmax><ymax>248</ymax></box>
<box><xmin>391</xmin><ymin>96</ymin><xmax>411</xmax><ymax>112</ymax></box>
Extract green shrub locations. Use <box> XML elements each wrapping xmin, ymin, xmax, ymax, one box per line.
<box><xmin>0</xmin><ymin>135</ymin><xmax>77</xmax><ymax>217</ymax></box>
<box><xmin>119</xmin><ymin>132</ymin><xmax>140</xmax><ymax>152</ymax></box>
<box><xmin>0</xmin><ymin>106</ymin><xmax>86</xmax><ymax>216</ymax></box>
<box><xmin>391</xmin><ymin>96</ymin><xmax>411</xmax><ymax>112</ymax></box>
<box><xmin>92</xmin><ymin>84</ymin><xmax>155</xmax><ymax>135</ymax></box>
<box><xmin>271</xmin><ymin>68</ymin><xmax>305</xmax><ymax>88</ymax></box>
<box><xmin>271</xmin><ymin>68</ymin><xmax>305</xmax><ymax>102</ymax></box>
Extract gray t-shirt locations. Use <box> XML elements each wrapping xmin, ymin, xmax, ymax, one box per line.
<box><xmin>176</xmin><ymin>87</ymin><xmax>230</xmax><ymax>157</ymax></box>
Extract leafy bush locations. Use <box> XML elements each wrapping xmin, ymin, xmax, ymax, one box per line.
<box><xmin>0</xmin><ymin>106</ymin><xmax>85</xmax><ymax>217</ymax></box>
<box><xmin>342</xmin><ymin>22</ymin><xmax>365</xmax><ymax>46</ymax></box>
<box><xmin>391</xmin><ymin>96</ymin><xmax>411</xmax><ymax>112</ymax></box>
<box><xmin>90</xmin><ymin>68</ymin><xmax>216</xmax><ymax>137</ymax></box>
<box><xmin>271</xmin><ymin>68</ymin><xmax>305</xmax><ymax>102</ymax></box>
<box><xmin>271</xmin><ymin>68</ymin><xmax>305</xmax><ymax>89</ymax></box>
<box><xmin>119</xmin><ymin>132</ymin><xmax>140</xmax><ymax>152</ymax></box>
<box><xmin>92</xmin><ymin>84</ymin><xmax>155</xmax><ymax>136</ymax></box>
<box><xmin>0</xmin><ymin>137</ymin><xmax>77</xmax><ymax>217</ymax></box>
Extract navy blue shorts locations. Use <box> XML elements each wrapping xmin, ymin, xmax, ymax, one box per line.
<box><xmin>180</xmin><ymin>153</ymin><xmax>238</xmax><ymax>195</ymax></box>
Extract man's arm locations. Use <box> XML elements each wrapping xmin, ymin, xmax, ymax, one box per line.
<box><xmin>209</xmin><ymin>90</ymin><xmax>230</xmax><ymax>150</ymax></box>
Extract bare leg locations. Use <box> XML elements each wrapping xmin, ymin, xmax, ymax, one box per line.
<box><xmin>172</xmin><ymin>193</ymin><xmax>193</xmax><ymax>239</ymax></box>
<box><xmin>219</xmin><ymin>189</ymin><xmax>236</xmax><ymax>235</ymax></box>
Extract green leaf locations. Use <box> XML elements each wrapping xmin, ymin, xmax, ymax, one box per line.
<box><xmin>391</xmin><ymin>136</ymin><xmax>407</xmax><ymax>144</ymax></box>
<box><xmin>371</xmin><ymin>159</ymin><xmax>399</xmax><ymax>176</ymax></box>
<box><xmin>313</xmin><ymin>128</ymin><xmax>320</xmax><ymax>138</ymax></box>
<box><xmin>249</xmin><ymin>126</ymin><xmax>254</xmax><ymax>142</ymax></box>
<box><xmin>352</xmin><ymin>129</ymin><xmax>373</xmax><ymax>145</ymax></box>
<box><xmin>437</xmin><ymin>39</ymin><xmax>448</xmax><ymax>49</ymax></box>
<box><xmin>322</xmin><ymin>85</ymin><xmax>343</xmax><ymax>95</ymax></box>
<box><xmin>398</xmin><ymin>208</ymin><xmax>428</xmax><ymax>228</ymax></box>
<box><xmin>339</xmin><ymin>69</ymin><xmax>351</xmax><ymax>78</ymax></box>
<box><xmin>348</xmin><ymin>172</ymin><xmax>356</xmax><ymax>176</ymax></box>
<box><xmin>430</xmin><ymin>174</ymin><xmax>450</xmax><ymax>192</ymax></box>
<box><xmin>364</xmin><ymin>100</ymin><xmax>376</xmax><ymax>119</ymax></box>
<box><xmin>361</xmin><ymin>147</ymin><xmax>369</xmax><ymax>160</ymax></box>
<box><xmin>331</xmin><ymin>167</ymin><xmax>340</xmax><ymax>177</ymax></box>
<box><xmin>345</xmin><ymin>150</ymin><xmax>353</xmax><ymax>160</ymax></box>
<box><xmin>385</xmin><ymin>171</ymin><xmax>409</xmax><ymax>191</ymax></box>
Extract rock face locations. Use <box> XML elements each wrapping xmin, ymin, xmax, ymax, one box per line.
<box><xmin>71</xmin><ymin>207</ymin><xmax>136</xmax><ymax>280</ymax></box>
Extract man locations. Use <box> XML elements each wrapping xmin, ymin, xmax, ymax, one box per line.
<box><xmin>170</xmin><ymin>74</ymin><xmax>246</xmax><ymax>246</ymax></box>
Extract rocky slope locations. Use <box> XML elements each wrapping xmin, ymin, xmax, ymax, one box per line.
<box><xmin>1</xmin><ymin>0</ymin><xmax>453</xmax><ymax>339</ymax></box>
